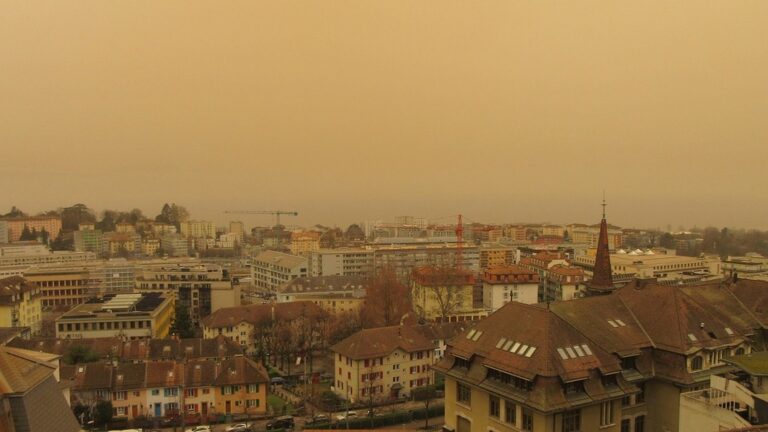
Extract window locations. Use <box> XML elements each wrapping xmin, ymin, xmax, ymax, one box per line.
<box><xmin>246</xmin><ymin>399</ymin><xmax>260</xmax><ymax>408</ymax></box>
<box><xmin>522</xmin><ymin>408</ymin><xmax>533</xmax><ymax>432</ymax></box>
<box><xmin>564</xmin><ymin>381</ymin><xmax>584</xmax><ymax>395</ymax></box>
<box><xmin>600</xmin><ymin>401</ymin><xmax>614</xmax><ymax>426</ymax></box>
<box><xmin>620</xmin><ymin>419</ymin><xmax>630</xmax><ymax>432</ymax></box>
<box><xmin>457</xmin><ymin>382</ymin><xmax>471</xmax><ymax>405</ymax></box>
<box><xmin>115</xmin><ymin>406</ymin><xmax>127</xmax><ymax>416</ymax></box>
<box><xmin>691</xmin><ymin>356</ymin><xmax>703</xmax><ymax>371</ymax></box>
<box><xmin>634</xmin><ymin>415</ymin><xmax>645</xmax><ymax>432</ymax></box>
<box><xmin>248</xmin><ymin>384</ymin><xmax>260</xmax><ymax>393</ymax></box>
<box><xmin>185</xmin><ymin>389</ymin><xmax>197</xmax><ymax>397</ymax></box>
<box><xmin>562</xmin><ymin>410</ymin><xmax>580</xmax><ymax>432</ymax></box>
<box><xmin>223</xmin><ymin>386</ymin><xmax>233</xmax><ymax>395</ymax></box>
<box><xmin>489</xmin><ymin>395</ymin><xmax>500</xmax><ymax>418</ymax></box>
<box><xmin>504</xmin><ymin>400</ymin><xmax>516</xmax><ymax>425</ymax></box>
<box><xmin>164</xmin><ymin>388</ymin><xmax>178</xmax><ymax>397</ymax></box>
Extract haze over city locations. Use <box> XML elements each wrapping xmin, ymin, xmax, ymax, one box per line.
<box><xmin>2</xmin><ymin>1</ymin><xmax>768</xmax><ymax>229</ymax></box>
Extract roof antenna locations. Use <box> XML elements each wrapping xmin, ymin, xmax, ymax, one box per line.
<box><xmin>602</xmin><ymin>191</ymin><xmax>607</xmax><ymax>219</ymax></box>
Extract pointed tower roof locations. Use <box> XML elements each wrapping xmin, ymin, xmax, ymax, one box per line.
<box><xmin>588</xmin><ymin>198</ymin><xmax>614</xmax><ymax>294</ymax></box>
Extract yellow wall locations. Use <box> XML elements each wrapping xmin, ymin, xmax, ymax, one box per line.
<box><xmin>214</xmin><ymin>384</ymin><xmax>267</xmax><ymax>416</ymax></box>
<box><xmin>411</xmin><ymin>282</ymin><xmax>475</xmax><ymax>321</ymax></box>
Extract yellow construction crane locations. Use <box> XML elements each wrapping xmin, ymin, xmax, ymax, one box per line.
<box><xmin>224</xmin><ymin>210</ymin><xmax>298</xmax><ymax>227</ymax></box>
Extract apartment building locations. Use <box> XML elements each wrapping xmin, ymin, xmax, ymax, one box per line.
<box><xmin>546</xmin><ymin>265</ymin><xmax>586</xmax><ymax>301</ymax></box>
<box><xmin>289</xmin><ymin>231</ymin><xmax>321</xmax><ymax>256</ymax></box>
<box><xmin>251</xmin><ymin>250</ymin><xmax>308</xmax><ymax>292</ymax></box>
<box><xmin>141</xmin><ymin>238</ymin><xmax>161</xmax><ymax>256</ymax></box>
<box><xmin>277</xmin><ymin>275</ymin><xmax>367</xmax><ymax>315</ymax></box>
<box><xmin>411</xmin><ymin>267</ymin><xmax>485</xmax><ymax>323</ymax></box>
<box><xmin>55</xmin><ymin>292</ymin><xmax>173</xmax><ymax>339</ymax></box>
<box><xmin>482</xmin><ymin>265</ymin><xmax>539</xmax><ymax>312</ymax></box>
<box><xmin>64</xmin><ymin>356</ymin><xmax>268</xmax><ymax>420</ymax></box>
<box><xmin>372</xmin><ymin>243</ymin><xmax>480</xmax><ymax>284</ymax></box>
<box><xmin>568</xmin><ymin>223</ymin><xmax>623</xmax><ymax>250</ymax></box>
<box><xmin>201</xmin><ymin>301</ymin><xmax>326</xmax><ymax>352</ymax></box>
<box><xmin>0</xmin><ymin>250</ymin><xmax>96</xmax><ymax>268</ymax></box>
<box><xmin>331</xmin><ymin>325</ymin><xmax>436</xmax><ymax>401</ymax></box>
<box><xmin>23</xmin><ymin>264</ymin><xmax>97</xmax><ymax>308</ymax></box>
<box><xmin>101</xmin><ymin>232</ymin><xmax>141</xmax><ymax>257</ymax></box>
<box><xmin>0</xmin><ymin>216</ymin><xmax>62</xmax><ymax>242</ymax></box>
<box><xmin>161</xmin><ymin>234</ymin><xmax>190</xmax><ymax>257</ymax></box>
<box><xmin>135</xmin><ymin>263</ymin><xmax>240</xmax><ymax>327</ymax></box>
<box><xmin>478</xmin><ymin>244</ymin><xmax>517</xmax><ymax>270</ymax></box>
<box><xmin>73</xmin><ymin>228</ymin><xmax>103</xmax><ymax>254</ymax></box>
<box><xmin>0</xmin><ymin>221</ymin><xmax>7</xmax><ymax>244</ymax></box>
<box><xmin>308</xmin><ymin>248</ymin><xmax>375</xmax><ymax>278</ymax></box>
<box><xmin>435</xmin><ymin>278</ymin><xmax>764</xmax><ymax>432</ymax></box>
<box><xmin>180</xmin><ymin>220</ymin><xmax>216</xmax><ymax>239</ymax></box>
<box><xmin>0</xmin><ymin>276</ymin><xmax>43</xmax><ymax>335</ymax></box>
<box><xmin>519</xmin><ymin>252</ymin><xmax>569</xmax><ymax>302</ymax></box>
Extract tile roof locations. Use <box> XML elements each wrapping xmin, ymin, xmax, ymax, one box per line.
<box><xmin>279</xmin><ymin>275</ymin><xmax>369</xmax><ymax>294</ymax></box>
<box><xmin>331</xmin><ymin>325</ymin><xmax>435</xmax><ymax>360</ymax></box>
<box><xmin>0</xmin><ymin>346</ymin><xmax>56</xmax><ymax>394</ymax></box>
<box><xmin>201</xmin><ymin>301</ymin><xmax>327</xmax><ymax>329</ymax></box>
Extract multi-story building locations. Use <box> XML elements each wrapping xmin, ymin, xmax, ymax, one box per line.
<box><xmin>572</xmin><ymin>252</ymin><xmax>721</xmax><ymax>286</ymax></box>
<box><xmin>136</xmin><ymin>263</ymin><xmax>240</xmax><ymax>327</ymax></box>
<box><xmin>482</xmin><ymin>265</ymin><xmax>539</xmax><ymax>312</ymax></box>
<box><xmin>721</xmin><ymin>253</ymin><xmax>768</xmax><ymax>278</ymax></box>
<box><xmin>161</xmin><ymin>234</ymin><xmax>190</xmax><ymax>257</ymax></box>
<box><xmin>372</xmin><ymin>243</ymin><xmax>480</xmax><ymax>284</ymax></box>
<box><xmin>308</xmin><ymin>248</ymin><xmax>375</xmax><ymax>278</ymax></box>
<box><xmin>0</xmin><ymin>242</ymin><xmax>50</xmax><ymax>257</ymax></box>
<box><xmin>55</xmin><ymin>292</ymin><xmax>173</xmax><ymax>340</ymax></box>
<box><xmin>141</xmin><ymin>238</ymin><xmax>161</xmax><ymax>256</ymax></box>
<box><xmin>229</xmin><ymin>221</ymin><xmax>245</xmax><ymax>242</ymax></box>
<box><xmin>251</xmin><ymin>250</ymin><xmax>308</xmax><ymax>292</ymax></box>
<box><xmin>289</xmin><ymin>231</ymin><xmax>321</xmax><ymax>256</ymax></box>
<box><xmin>201</xmin><ymin>301</ymin><xmax>326</xmax><ymax>352</ymax></box>
<box><xmin>0</xmin><ymin>220</ymin><xmax>7</xmax><ymax>244</ymax></box>
<box><xmin>0</xmin><ymin>250</ymin><xmax>96</xmax><ymax>269</ymax></box>
<box><xmin>519</xmin><ymin>251</ymin><xmax>569</xmax><ymax>301</ymax></box>
<box><xmin>331</xmin><ymin>325</ymin><xmax>436</xmax><ymax>401</ymax></box>
<box><xmin>23</xmin><ymin>264</ymin><xmax>97</xmax><ymax>308</ymax></box>
<box><xmin>546</xmin><ymin>265</ymin><xmax>586</xmax><ymax>301</ymax></box>
<box><xmin>277</xmin><ymin>275</ymin><xmax>367</xmax><ymax>315</ymax></box>
<box><xmin>180</xmin><ymin>221</ymin><xmax>216</xmax><ymax>239</ymax></box>
<box><xmin>73</xmin><ymin>228</ymin><xmax>103</xmax><ymax>254</ymax></box>
<box><xmin>435</xmin><ymin>278</ymin><xmax>765</xmax><ymax>432</ymax></box>
<box><xmin>115</xmin><ymin>222</ymin><xmax>135</xmax><ymax>233</ymax></box>
<box><xmin>569</xmin><ymin>223</ymin><xmax>623</xmax><ymax>250</ymax></box>
<box><xmin>64</xmin><ymin>356</ymin><xmax>268</xmax><ymax>420</ymax></box>
<box><xmin>478</xmin><ymin>244</ymin><xmax>517</xmax><ymax>270</ymax></box>
<box><xmin>101</xmin><ymin>232</ymin><xmax>141</xmax><ymax>257</ymax></box>
<box><xmin>0</xmin><ymin>216</ymin><xmax>62</xmax><ymax>242</ymax></box>
<box><xmin>0</xmin><ymin>276</ymin><xmax>43</xmax><ymax>335</ymax></box>
<box><xmin>411</xmin><ymin>267</ymin><xmax>484</xmax><ymax>323</ymax></box>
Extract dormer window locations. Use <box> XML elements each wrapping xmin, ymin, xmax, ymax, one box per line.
<box><xmin>691</xmin><ymin>356</ymin><xmax>703</xmax><ymax>371</ymax></box>
<box><xmin>602</xmin><ymin>373</ymin><xmax>618</xmax><ymax>388</ymax></box>
<box><xmin>454</xmin><ymin>357</ymin><xmax>471</xmax><ymax>370</ymax></box>
<box><xmin>564</xmin><ymin>380</ymin><xmax>584</xmax><ymax>395</ymax></box>
<box><xmin>620</xmin><ymin>356</ymin><xmax>637</xmax><ymax>371</ymax></box>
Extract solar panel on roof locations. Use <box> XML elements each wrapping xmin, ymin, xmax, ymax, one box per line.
<box><xmin>524</xmin><ymin>346</ymin><xmax>536</xmax><ymax>358</ymax></box>
<box><xmin>565</xmin><ymin>347</ymin><xmax>576</xmax><ymax>359</ymax></box>
<box><xmin>496</xmin><ymin>338</ymin><xmax>507</xmax><ymax>349</ymax></box>
<box><xmin>573</xmin><ymin>345</ymin><xmax>585</xmax><ymax>357</ymax></box>
<box><xmin>557</xmin><ymin>348</ymin><xmax>568</xmax><ymax>360</ymax></box>
<box><xmin>581</xmin><ymin>344</ymin><xmax>593</xmax><ymax>355</ymax></box>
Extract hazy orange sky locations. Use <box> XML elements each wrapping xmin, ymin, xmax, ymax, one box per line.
<box><xmin>2</xmin><ymin>1</ymin><xmax>767</xmax><ymax>229</ymax></box>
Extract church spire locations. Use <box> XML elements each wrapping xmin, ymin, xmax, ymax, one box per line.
<box><xmin>588</xmin><ymin>197</ymin><xmax>614</xmax><ymax>294</ymax></box>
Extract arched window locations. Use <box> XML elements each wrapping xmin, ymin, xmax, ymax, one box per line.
<box><xmin>735</xmin><ymin>347</ymin><xmax>746</xmax><ymax>356</ymax></box>
<box><xmin>691</xmin><ymin>356</ymin><xmax>703</xmax><ymax>371</ymax></box>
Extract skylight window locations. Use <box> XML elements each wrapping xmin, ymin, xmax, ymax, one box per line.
<box><xmin>496</xmin><ymin>338</ymin><xmax>507</xmax><ymax>349</ymax></box>
<box><xmin>503</xmin><ymin>340</ymin><xmax>514</xmax><ymax>351</ymax></box>
<box><xmin>565</xmin><ymin>347</ymin><xmax>577</xmax><ymax>359</ymax></box>
<box><xmin>688</xmin><ymin>333</ymin><xmax>698</xmax><ymax>342</ymax></box>
<box><xmin>466</xmin><ymin>329</ymin><xmax>477</xmax><ymax>339</ymax></box>
<box><xmin>581</xmin><ymin>344</ymin><xmax>593</xmax><ymax>355</ymax></box>
<box><xmin>615</xmin><ymin>319</ymin><xmax>627</xmax><ymax>327</ymax></box>
<box><xmin>725</xmin><ymin>327</ymin><xmax>734</xmax><ymax>336</ymax></box>
<box><xmin>471</xmin><ymin>330</ymin><xmax>483</xmax><ymax>341</ymax></box>
<box><xmin>608</xmin><ymin>320</ymin><xmax>618</xmax><ymax>328</ymax></box>
<box><xmin>517</xmin><ymin>344</ymin><xmax>529</xmax><ymax>354</ymax></box>
<box><xmin>524</xmin><ymin>346</ymin><xmax>536</xmax><ymax>358</ymax></box>
<box><xmin>510</xmin><ymin>342</ymin><xmax>520</xmax><ymax>353</ymax></box>
<box><xmin>557</xmin><ymin>348</ymin><xmax>569</xmax><ymax>360</ymax></box>
<box><xmin>573</xmin><ymin>345</ymin><xmax>585</xmax><ymax>357</ymax></box>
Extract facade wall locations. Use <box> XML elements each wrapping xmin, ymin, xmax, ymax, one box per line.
<box><xmin>3</xmin><ymin>217</ymin><xmax>62</xmax><ymax>242</ymax></box>
<box><xmin>482</xmin><ymin>282</ymin><xmax>538</xmax><ymax>311</ymax></box>
<box><xmin>334</xmin><ymin>348</ymin><xmax>434</xmax><ymax>402</ymax></box>
<box><xmin>214</xmin><ymin>384</ymin><xmax>267</xmax><ymax>415</ymax></box>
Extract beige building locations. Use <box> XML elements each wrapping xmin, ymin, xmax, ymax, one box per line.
<box><xmin>1</xmin><ymin>216</ymin><xmax>62</xmax><ymax>242</ymax></box>
<box><xmin>23</xmin><ymin>264</ymin><xmax>97</xmax><ymax>308</ymax></box>
<box><xmin>482</xmin><ymin>265</ymin><xmax>540</xmax><ymax>312</ymax></box>
<box><xmin>435</xmin><ymin>279</ymin><xmax>765</xmax><ymax>432</ymax></box>
<box><xmin>180</xmin><ymin>220</ymin><xmax>216</xmax><ymax>239</ymax></box>
<box><xmin>572</xmin><ymin>252</ymin><xmax>722</xmax><ymax>286</ymax></box>
<box><xmin>289</xmin><ymin>230</ymin><xmax>321</xmax><ymax>256</ymax></box>
<box><xmin>477</xmin><ymin>244</ymin><xmax>516</xmax><ymax>270</ymax></box>
<box><xmin>411</xmin><ymin>267</ymin><xmax>484</xmax><ymax>323</ymax></box>
<box><xmin>308</xmin><ymin>248</ymin><xmax>375</xmax><ymax>278</ymax></box>
<box><xmin>55</xmin><ymin>292</ymin><xmax>173</xmax><ymax>339</ymax></box>
<box><xmin>568</xmin><ymin>223</ymin><xmax>623</xmax><ymax>250</ymax></box>
<box><xmin>331</xmin><ymin>325</ymin><xmax>436</xmax><ymax>401</ymax></box>
<box><xmin>141</xmin><ymin>238</ymin><xmax>161</xmax><ymax>256</ymax></box>
<box><xmin>0</xmin><ymin>276</ymin><xmax>43</xmax><ymax>335</ymax></box>
<box><xmin>277</xmin><ymin>275</ymin><xmax>367</xmax><ymax>315</ymax></box>
<box><xmin>545</xmin><ymin>264</ymin><xmax>586</xmax><ymax>301</ymax></box>
<box><xmin>252</xmin><ymin>250</ymin><xmax>309</xmax><ymax>292</ymax></box>
<box><xmin>135</xmin><ymin>263</ymin><xmax>240</xmax><ymax>327</ymax></box>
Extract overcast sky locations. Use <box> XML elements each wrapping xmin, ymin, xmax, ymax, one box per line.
<box><xmin>2</xmin><ymin>1</ymin><xmax>767</xmax><ymax>230</ymax></box>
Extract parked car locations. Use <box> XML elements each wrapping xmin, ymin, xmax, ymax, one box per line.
<box><xmin>309</xmin><ymin>414</ymin><xmax>329</xmax><ymax>423</ymax></box>
<box><xmin>336</xmin><ymin>411</ymin><xmax>358</xmax><ymax>421</ymax></box>
<box><xmin>226</xmin><ymin>424</ymin><xmax>250</xmax><ymax>432</ymax></box>
<box><xmin>270</xmin><ymin>376</ymin><xmax>286</xmax><ymax>385</ymax></box>
<box><xmin>266</xmin><ymin>415</ymin><xmax>294</xmax><ymax>430</ymax></box>
<box><xmin>185</xmin><ymin>426</ymin><xmax>212</xmax><ymax>432</ymax></box>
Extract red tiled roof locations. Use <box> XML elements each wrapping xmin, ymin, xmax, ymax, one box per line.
<box><xmin>331</xmin><ymin>325</ymin><xmax>435</xmax><ymax>360</ymax></box>
<box><xmin>201</xmin><ymin>301</ymin><xmax>327</xmax><ymax>329</ymax></box>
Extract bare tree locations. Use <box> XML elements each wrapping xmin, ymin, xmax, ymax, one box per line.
<box><xmin>414</xmin><ymin>265</ymin><xmax>469</xmax><ymax>323</ymax></box>
<box><xmin>360</xmin><ymin>267</ymin><xmax>412</xmax><ymax>328</ymax></box>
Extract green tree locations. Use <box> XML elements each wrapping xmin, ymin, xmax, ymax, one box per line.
<box><xmin>63</xmin><ymin>345</ymin><xmax>101</xmax><ymax>364</ymax></box>
<box><xmin>96</xmin><ymin>210</ymin><xmax>118</xmax><ymax>232</ymax></box>
<box><xmin>659</xmin><ymin>233</ymin><xmax>676</xmax><ymax>249</ymax></box>
<box><xmin>61</xmin><ymin>203</ymin><xmax>97</xmax><ymax>230</ymax></box>
<box><xmin>94</xmin><ymin>400</ymin><xmax>113</xmax><ymax>426</ymax></box>
<box><xmin>39</xmin><ymin>227</ymin><xmax>50</xmax><ymax>244</ymax></box>
<box><xmin>51</xmin><ymin>232</ymin><xmax>74</xmax><ymax>251</ymax></box>
<box><xmin>3</xmin><ymin>206</ymin><xmax>27</xmax><ymax>218</ymax></box>
<box><xmin>171</xmin><ymin>306</ymin><xmax>195</xmax><ymax>338</ymax></box>
<box><xmin>19</xmin><ymin>225</ymin><xmax>35</xmax><ymax>241</ymax></box>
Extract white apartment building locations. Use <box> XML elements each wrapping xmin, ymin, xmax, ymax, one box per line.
<box><xmin>251</xmin><ymin>250</ymin><xmax>308</xmax><ymax>292</ymax></box>
<box><xmin>481</xmin><ymin>265</ymin><xmax>540</xmax><ymax>312</ymax></box>
<box><xmin>308</xmin><ymin>248</ymin><xmax>375</xmax><ymax>277</ymax></box>
<box><xmin>180</xmin><ymin>220</ymin><xmax>216</xmax><ymax>239</ymax></box>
